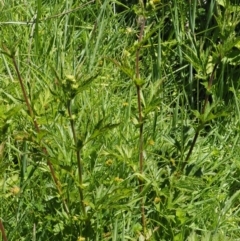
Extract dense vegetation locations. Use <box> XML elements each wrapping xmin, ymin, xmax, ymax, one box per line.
<box><xmin>1</xmin><ymin>0</ymin><xmax>240</xmax><ymax>240</ymax></box>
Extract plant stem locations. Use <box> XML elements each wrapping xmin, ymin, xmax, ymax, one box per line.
<box><xmin>184</xmin><ymin>61</ymin><xmax>219</xmax><ymax>167</ymax></box>
<box><xmin>11</xmin><ymin>54</ymin><xmax>69</xmax><ymax>214</ymax></box>
<box><xmin>136</xmin><ymin>14</ymin><xmax>146</xmax><ymax>233</ymax></box>
<box><xmin>12</xmin><ymin>57</ymin><xmax>38</xmax><ymax>130</ymax></box>
<box><xmin>0</xmin><ymin>220</ymin><xmax>8</xmax><ymax>241</ymax></box>
<box><xmin>67</xmin><ymin>101</ymin><xmax>86</xmax><ymax>217</ymax></box>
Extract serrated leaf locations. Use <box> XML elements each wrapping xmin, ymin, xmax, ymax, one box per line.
<box><xmin>191</xmin><ymin>110</ymin><xmax>201</xmax><ymax>119</ymax></box>
<box><xmin>217</xmin><ymin>0</ymin><xmax>240</xmax><ymax>12</ymax></box>
<box><xmin>77</xmin><ymin>74</ymin><xmax>98</xmax><ymax>93</ymax></box>
<box><xmin>86</xmin><ymin>123</ymin><xmax>120</xmax><ymax>143</ymax></box>
<box><xmin>6</xmin><ymin>105</ymin><xmax>23</xmax><ymax>118</ymax></box>
<box><xmin>182</xmin><ymin>44</ymin><xmax>203</xmax><ymax>73</ymax></box>
<box><xmin>224</xmin><ymin>48</ymin><xmax>240</xmax><ymax>65</ymax></box>
<box><xmin>107</xmin><ymin>57</ymin><xmax>134</xmax><ymax>79</ymax></box>
<box><xmin>36</xmin><ymin>129</ymin><xmax>48</xmax><ymax>142</ymax></box>
<box><xmin>176</xmin><ymin>209</ymin><xmax>186</xmax><ymax>224</ymax></box>
<box><xmin>58</xmin><ymin>164</ymin><xmax>72</xmax><ymax>172</ymax></box>
<box><xmin>143</xmin><ymin>103</ymin><xmax>158</xmax><ymax>116</ymax></box>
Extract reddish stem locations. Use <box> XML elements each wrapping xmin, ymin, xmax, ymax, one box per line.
<box><xmin>11</xmin><ymin>55</ymin><xmax>69</xmax><ymax>214</ymax></box>
<box><xmin>0</xmin><ymin>220</ymin><xmax>8</xmax><ymax>241</ymax></box>
<box><xmin>135</xmin><ymin>15</ymin><xmax>146</xmax><ymax>232</ymax></box>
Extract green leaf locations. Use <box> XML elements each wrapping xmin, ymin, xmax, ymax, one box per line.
<box><xmin>77</xmin><ymin>73</ymin><xmax>98</xmax><ymax>93</ymax></box>
<box><xmin>134</xmin><ymin>78</ymin><xmax>145</xmax><ymax>87</ymax></box>
<box><xmin>191</xmin><ymin>110</ymin><xmax>201</xmax><ymax>119</ymax></box>
<box><xmin>176</xmin><ymin>209</ymin><xmax>186</xmax><ymax>224</ymax></box>
<box><xmin>86</xmin><ymin>123</ymin><xmax>120</xmax><ymax>143</ymax></box>
<box><xmin>217</xmin><ymin>0</ymin><xmax>240</xmax><ymax>12</ymax></box>
<box><xmin>107</xmin><ymin>57</ymin><xmax>134</xmax><ymax>79</ymax></box>
<box><xmin>224</xmin><ymin>48</ymin><xmax>240</xmax><ymax>65</ymax></box>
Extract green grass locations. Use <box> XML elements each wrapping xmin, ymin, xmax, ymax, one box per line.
<box><xmin>1</xmin><ymin>0</ymin><xmax>240</xmax><ymax>240</ymax></box>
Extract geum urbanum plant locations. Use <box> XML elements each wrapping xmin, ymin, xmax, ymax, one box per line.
<box><xmin>1</xmin><ymin>0</ymin><xmax>240</xmax><ymax>240</ymax></box>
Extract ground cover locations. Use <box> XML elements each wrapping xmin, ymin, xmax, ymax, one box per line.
<box><xmin>1</xmin><ymin>0</ymin><xmax>240</xmax><ymax>240</ymax></box>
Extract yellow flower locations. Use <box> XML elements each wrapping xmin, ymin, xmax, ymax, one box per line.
<box><xmin>105</xmin><ymin>159</ymin><xmax>113</xmax><ymax>166</ymax></box>
<box><xmin>126</xmin><ymin>27</ymin><xmax>134</xmax><ymax>34</ymax></box>
<box><xmin>150</xmin><ymin>0</ymin><xmax>160</xmax><ymax>5</ymax></box>
<box><xmin>149</xmin><ymin>139</ymin><xmax>155</xmax><ymax>146</ymax></box>
<box><xmin>154</xmin><ymin>197</ymin><xmax>161</xmax><ymax>204</ymax></box>
<box><xmin>10</xmin><ymin>186</ymin><xmax>20</xmax><ymax>195</ymax></box>
<box><xmin>70</xmin><ymin>114</ymin><xmax>77</xmax><ymax>120</ymax></box>
<box><xmin>71</xmin><ymin>83</ymin><xmax>79</xmax><ymax>89</ymax></box>
<box><xmin>77</xmin><ymin>237</ymin><xmax>85</xmax><ymax>241</ymax></box>
<box><xmin>66</xmin><ymin>75</ymin><xmax>76</xmax><ymax>82</ymax></box>
<box><xmin>114</xmin><ymin>177</ymin><xmax>123</xmax><ymax>182</ymax></box>
<box><xmin>72</xmin><ymin>216</ymin><xmax>78</xmax><ymax>221</ymax></box>
<box><xmin>148</xmin><ymin>0</ymin><xmax>160</xmax><ymax>9</ymax></box>
<box><xmin>170</xmin><ymin>158</ymin><xmax>176</xmax><ymax>166</ymax></box>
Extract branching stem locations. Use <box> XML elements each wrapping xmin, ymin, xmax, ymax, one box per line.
<box><xmin>10</xmin><ymin>53</ymin><xmax>69</xmax><ymax>214</ymax></box>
